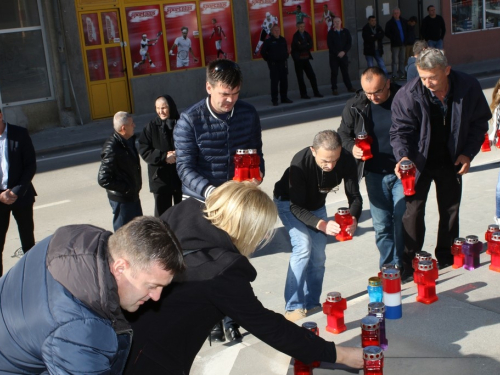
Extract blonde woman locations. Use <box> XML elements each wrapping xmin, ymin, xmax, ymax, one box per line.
<box><xmin>124</xmin><ymin>181</ymin><xmax>363</xmax><ymax>374</ymax></box>
<box><xmin>489</xmin><ymin>79</ymin><xmax>500</xmax><ymax>224</ymax></box>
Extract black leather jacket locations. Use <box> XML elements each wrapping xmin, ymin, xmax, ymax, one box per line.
<box><xmin>98</xmin><ymin>132</ymin><xmax>142</xmax><ymax>202</ymax></box>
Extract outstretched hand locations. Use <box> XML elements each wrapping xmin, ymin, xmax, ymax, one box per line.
<box><xmin>335</xmin><ymin>346</ymin><xmax>364</xmax><ymax>369</ymax></box>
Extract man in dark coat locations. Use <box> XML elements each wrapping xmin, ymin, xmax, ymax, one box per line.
<box><xmin>327</xmin><ymin>17</ymin><xmax>356</xmax><ymax>95</ymax></box>
<box><xmin>0</xmin><ymin>107</ymin><xmax>36</xmax><ymax>275</ymax></box>
<box><xmin>362</xmin><ymin>16</ymin><xmax>388</xmax><ymax>77</ymax></box>
<box><xmin>139</xmin><ymin>95</ymin><xmax>182</xmax><ymax>217</ymax></box>
<box><xmin>390</xmin><ymin>48</ymin><xmax>491</xmax><ymax>280</ymax></box>
<box><xmin>291</xmin><ymin>22</ymin><xmax>323</xmax><ymax>99</ymax></box>
<box><xmin>421</xmin><ymin>5</ymin><xmax>446</xmax><ymax>49</ymax></box>
<box><xmin>385</xmin><ymin>8</ymin><xmax>407</xmax><ymax>80</ymax></box>
<box><xmin>0</xmin><ymin>216</ymin><xmax>185</xmax><ymax>374</ymax></box>
<box><xmin>98</xmin><ymin>111</ymin><xmax>142</xmax><ymax>231</ymax></box>
<box><xmin>261</xmin><ymin>25</ymin><xmax>293</xmax><ymax>106</ymax></box>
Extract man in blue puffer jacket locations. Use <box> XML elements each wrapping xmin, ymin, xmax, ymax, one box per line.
<box><xmin>0</xmin><ymin>216</ymin><xmax>184</xmax><ymax>374</ymax></box>
<box><xmin>174</xmin><ymin>59</ymin><xmax>265</xmax><ymax>201</ymax></box>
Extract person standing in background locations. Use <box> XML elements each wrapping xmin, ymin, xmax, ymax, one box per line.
<box><xmin>385</xmin><ymin>8</ymin><xmax>407</xmax><ymax>80</ymax></box>
<box><xmin>421</xmin><ymin>5</ymin><xmax>446</xmax><ymax>49</ymax></box>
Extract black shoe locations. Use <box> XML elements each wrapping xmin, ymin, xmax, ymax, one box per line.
<box><xmin>282</xmin><ymin>98</ymin><xmax>293</xmax><ymax>103</ymax></box>
<box><xmin>332</xmin><ymin>90</ymin><xmax>339</xmax><ymax>96</ymax></box>
<box><xmin>437</xmin><ymin>261</ymin><xmax>453</xmax><ymax>270</ymax></box>
<box><xmin>301</xmin><ymin>95</ymin><xmax>311</xmax><ymax>99</ymax></box>
<box><xmin>225</xmin><ymin>326</ymin><xmax>243</xmax><ymax>342</ymax></box>
<box><xmin>272</xmin><ymin>101</ymin><xmax>278</xmax><ymax>106</ymax></box>
<box><xmin>314</xmin><ymin>93</ymin><xmax>324</xmax><ymax>98</ymax></box>
<box><xmin>209</xmin><ymin>321</ymin><xmax>225</xmax><ymax>342</ymax></box>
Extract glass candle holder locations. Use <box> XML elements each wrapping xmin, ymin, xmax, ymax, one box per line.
<box><xmin>368</xmin><ymin>302</ymin><xmax>388</xmax><ymax>350</ymax></box>
<box><xmin>451</xmin><ymin>237</ymin><xmax>466</xmax><ymax>269</ymax></box>
<box><xmin>322</xmin><ymin>291</ymin><xmax>347</xmax><ymax>334</ymax></box>
<box><xmin>355</xmin><ymin>131</ymin><xmax>373</xmax><ymax>161</ymax></box>
<box><xmin>363</xmin><ymin>346</ymin><xmax>384</xmax><ymax>375</ymax></box>
<box><xmin>399</xmin><ymin>160</ymin><xmax>416</xmax><ymax>196</ymax></box>
<box><xmin>367</xmin><ymin>277</ymin><xmax>383</xmax><ymax>303</ymax></box>
<box><xmin>361</xmin><ymin>316</ymin><xmax>380</xmax><ymax>348</ymax></box>
<box><xmin>335</xmin><ymin>207</ymin><xmax>353</xmax><ymax>241</ymax></box>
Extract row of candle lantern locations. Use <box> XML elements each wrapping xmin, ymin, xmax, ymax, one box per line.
<box><xmin>481</xmin><ymin>132</ymin><xmax>500</xmax><ymax>152</ymax></box>
<box><xmin>232</xmin><ymin>149</ymin><xmax>262</xmax><ymax>182</ymax></box>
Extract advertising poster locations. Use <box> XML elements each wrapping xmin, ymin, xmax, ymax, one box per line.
<box><xmin>199</xmin><ymin>0</ymin><xmax>236</xmax><ymax>63</ymax></box>
<box><xmin>82</xmin><ymin>13</ymin><xmax>101</xmax><ymax>46</ymax></box>
<box><xmin>247</xmin><ymin>0</ymin><xmax>281</xmax><ymax>59</ymax></box>
<box><xmin>126</xmin><ymin>5</ymin><xmax>167</xmax><ymax>76</ymax></box>
<box><xmin>164</xmin><ymin>3</ymin><xmax>202</xmax><ymax>71</ymax></box>
<box><xmin>281</xmin><ymin>0</ymin><xmax>313</xmax><ymax>47</ymax></box>
<box><xmin>106</xmin><ymin>47</ymin><xmax>125</xmax><ymax>79</ymax></box>
<box><xmin>314</xmin><ymin>0</ymin><xmax>343</xmax><ymax>50</ymax></box>
<box><xmin>86</xmin><ymin>49</ymin><xmax>105</xmax><ymax>81</ymax></box>
<box><xmin>101</xmin><ymin>12</ymin><xmax>120</xmax><ymax>44</ymax></box>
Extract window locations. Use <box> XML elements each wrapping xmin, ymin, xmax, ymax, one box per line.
<box><xmin>452</xmin><ymin>0</ymin><xmax>500</xmax><ymax>33</ymax></box>
<box><xmin>0</xmin><ymin>0</ymin><xmax>53</xmax><ymax>105</ymax></box>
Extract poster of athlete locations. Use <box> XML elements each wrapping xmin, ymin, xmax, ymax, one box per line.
<box><xmin>82</xmin><ymin>13</ymin><xmax>101</xmax><ymax>46</ymax></box>
<box><xmin>199</xmin><ymin>0</ymin><xmax>235</xmax><ymax>63</ymax></box>
<box><xmin>125</xmin><ymin>5</ymin><xmax>166</xmax><ymax>76</ymax></box>
<box><xmin>164</xmin><ymin>2</ymin><xmax>202</xmax><ymax>71</ymax></box>
<box><xmin>314</xmin><ymin>0</ymin><xmax>343</xmax><ymax>51</ymax></box>
<box><xmin>282</xmin><ymin>0</ymin><xmax>313</xmax><ymax>46</ymax></box>
<box><xmin>247</xmin><ymin>0</ymin><xmax>280</xmax><ymax>59</ymax></box>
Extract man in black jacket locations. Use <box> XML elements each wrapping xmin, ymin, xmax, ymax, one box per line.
<box><xmin>98</xmin><ymin>111</ymin><xmax>142</xmax><ymax>231</ymax></box>
<box><xmin>390</xmin><ymin>48</ymin><xmax>491</xmax><ymax>278</ymax></box>
<box><xmin>291</xmin><ymin>22</ymin><xmax>323</xmax><ymax>99</ymax></box>
<box><xmin>421</xmin><ymin>5</ymin><xmax>446</xmax><ymax>49</ymax></box>
<box><xmin>261</xmin><ymin>25</ymin><xmax>293</xmax><ymax>106</ymax></box>
<box><xmin>274</xmin><ymin>130</ymin><xmax>362</xmax><ymax>322</ymax></box>
<box><xmin>327</xmin><ymin>17</ymin><xmax>356</xmax><ymax>95</ymax></box>
<box><xmin>385</xmin><ymin>8</ymin><xmax>407</xmax><ymax>80</ymax></box>
<box><xmin>362</xmin><ymin>16</ymin><xmax>388</xmax><ymax>77</ymax></box>
<box><xmin>0</xmin><ymin>108</ymin><xmax>36</xmax><ymax>275</ymax></box>
<box><xmin>338</xmin><ymin>67</ymin><xmax>404</xmax><ymax>269</ymax></box>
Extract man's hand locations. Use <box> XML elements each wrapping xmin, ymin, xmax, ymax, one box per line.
<box><xmin>352</xmin><ymin>145</ymin><xmax>363</xmax><ymax>159</ymax></box>
<box><xmin>337</xmin><ymin>51</ymin><xmax>346</xmax><ymax>58</ymax></box>
<box><xmin>166</xmin><ymin>151</ymin><xmax>176</xmax><ymax>164</ymax></box>
<box><xmin>346</xmin><ymin>217</ymin><xmax>357</xmax><ymax>236</ymax></box>
<box><xmin>0</xmin><ymin>189</ymin><xmax>18</xmax><ymax>205</ymax></box>
<box><xmin>317</xmin><ymin>219</ymin><xmax>341</xmax><ymax>236</ymax></box>
<box><xmin>335</xmin><ymin>346</ymin><xmax>364</xmax><ymax>369</ymax></box>
<box><xmin>394</xmin><ymin>156</ymin><xmax>410</xmax><ymax>179</ymax></box>
<box><xmin>455</xmin><ymin>154</ymin><xmax>471</xmax><ymax>175</ymax></box>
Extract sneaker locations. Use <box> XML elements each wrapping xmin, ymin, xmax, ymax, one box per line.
<box><xmin>332</xmin><ymin>90</ymin><xmax>339</xmax><ymax>96</ymax></box>
<box><xmin>284</xmin><ymin>308</ymin><xmax>306</xmax><ymax>322</ymax></box>
<box><xmin>150</xmin><ymin>63</ymin><xmax>156</xmax><ymax>68</ymax></box>
<box><xmin>306</xmin><ymin>306</ymin><xmax>323</xmax><ymax>316</ymax></box>
<box><xmin>495</xmin><ymin>216</ymin><xmax>500</xmax><ymax>226</ymax></box>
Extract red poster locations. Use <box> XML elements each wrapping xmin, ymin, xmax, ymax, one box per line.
<box><xmin>247</xmin><ymin>0</ymin><xmax>281</xmax><ymax>59</ymax></box>
<box><xmin>82</xmin><ymin>13</ymin><xmax>101</xmax><ymax>46</ymax></box>
<box><xmin>101</xmin><ymin>12</ymin><xmax>120</xmax><ymax>44</ymax></box>
<box><xmin>199</xmin><ymin>0</ymin><xmax>236</xmax><ymax>63</ymax></box>
<box><xmin>164</xmin><ymin>3</ymin><xmax>202</xmax><ymax>71</ymax></box>
<box><xmin>314</xmin><ymin>0</ymin><xmax>343</xmax><ymax>51</ymax></box>
<box><xmin>282</xmin><ymin>0</ymin><xmax>313</xmax><ymax>48</ymax></box>
<box><xmin>106</xmin><ymin>46</ymin><xmax>125</xmax><ymax>79</ymax></box>
<box><xmin>126</xmin><ymin>5</ymin><xmax>167</xmax><ymax>76</ymax></box>
<box><xmin>87</xmin><ymin>49</ymin><xmax>105</xmax><ymax>81</ymax></box>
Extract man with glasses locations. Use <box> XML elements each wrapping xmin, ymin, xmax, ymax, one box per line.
<box><xmin>390</xmin><ymin>48</ymin><xmax>490</xmax><ymax>280</ymax></box>
<box><xmin>274</xmin><ymin>130</ymin><xmax>362</xmax><ymax>322</ymax></box>
<box><xmin>338</xmin><ymin>67</ymin><xmax>404</xmax><ymax>270</ymax></box>
<box><xmin>174</xmin><ymin>59</ymin><xmax>264</xmax><ymax>341</ymax></box>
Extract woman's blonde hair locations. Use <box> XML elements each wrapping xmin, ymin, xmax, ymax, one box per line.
<box><xmin>491</xmin><ymin>78</ymin><xmax>500</xmax><ymax>113</ymax></box>
<box><xmin>204</xmin><ymin>181</ymin><xmax>277</xmax><ymax>257</ymax></box>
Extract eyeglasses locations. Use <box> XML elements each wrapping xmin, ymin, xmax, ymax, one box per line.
<box><xmin>363</xmin><ymin>80</ymin><xmax>388</xmax><ymax>97</ymax></box>
<box><xmin>212</xmin><ymin>60</ymin><xmax>240</xmax><ymax>73</ymax></box>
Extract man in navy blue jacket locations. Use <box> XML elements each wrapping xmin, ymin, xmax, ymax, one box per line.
<box><xmin>327</xmin><ymin>17</ymin><xmax>356</xmax><ymax>95</ymax></box>
<box><xmin>0</xmin><ymin>108</ymin><xmax>36</xmax><ymax>275</ymax></box>
<box><xmin>390</xmin><ymin>48</ymin><xmax>491</xmax><ymax>279</ymax></box>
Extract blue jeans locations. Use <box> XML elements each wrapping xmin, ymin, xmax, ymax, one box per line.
<box><xmin>390</xmin><ymin>46</ymin><xmax>405</xmax><ymax>77</ymax></box>
<box><xmin>365</xmin><ymin>51</ymin><xmax>389</xmax><ymax>77</ymax></box>
<box><xmin>275</xmin><ymin>199</ymin><xmax>327</xmax><ymax>311</ymax></box>
<box><xmin>427</xmin><ymin>39</ymin><xmax>443</xmax><ymax>49</ymax></box>
<box><xmin>365</xmin><ymin>172</ymin><xmax>405</xmax><ymax>268</ymax></box>
<box><xmin>109</xmin><ymin>199</ymin><xmax>143</xmax><ymax>232</ymax></box>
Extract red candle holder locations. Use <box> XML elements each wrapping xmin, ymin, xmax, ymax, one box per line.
<box><xmin>361</xmin><ymin>316</ymin><xmax>380</xmax><ymax>348</ymax></box>
<box><xmin>414</xmin><ymin>260</ymin><xmax>438</xmax><ymax>304</ymax></box>
<box><xmin>248</xmin><ymin>149</ymin><xmax>262</xmax><ymax>181</ymax></box>
<box><xmin>485</xmin><ymin>224</ymin><xmax>499</xmax><ymax>255</ymax></box>
<box><xmin>481</xmin><ymin>133</ymin><xmax>491</xmax><ymax>152</ymax></box>
<box><xmin>323</xmin><ymin>291</ymin><xmax>347</xmax><ymax>334</ymax></box>
<box><xmin>489</xmin><ymin>232</ymin><xmax>500</xmax><ymax>272</ymax></box>
<box><xmin>363</xmin><ymin>346</ymin><xmax>384</xmax><ymax>375</ymax></box>
<box><xmin>355</xmin><ymin>131</ymin><xmax>373</xmax><ymax>161</ymax></box>
<box><xmin>451</xmin><ymin>237</ymin><xmax>466</xmax><ymax>269</ymax></box>
<box><xmin>399</xmin><ymin>160</ymin><xmax>416</xmax><ymax>196</ymax></box>
<box><xmin>412</xmin><ymin>252</ymin><xmax>438</xmax><ymax>280</ymax></box>
<box><xmin>233</xmin><ymin>149</ymin><xmax>250</xmax><ymax>182</ymax></box>
<box><xmin>496</xmin><ymin>129</ymin><xmax>500</xmax><ymax>148</ymax></box>
<box><xmin>335</xmin><ymin>207</ymin><xmax>353</xmax><ymax>241</ymax></box>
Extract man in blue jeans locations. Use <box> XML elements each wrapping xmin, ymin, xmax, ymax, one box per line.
<box><xmin>338</xmin><ymin>67</ymin><xmax>404</xmax><ymax>270</ymax></box>
<box><xmin>273</xmin><ymin>130</ymin><xmax>362</xmax><ymax>322</ymax></box>
<box><xmin>362</xmin><ymin>16</ymin><xmax>388</xmax><ymax>77</ymax></box>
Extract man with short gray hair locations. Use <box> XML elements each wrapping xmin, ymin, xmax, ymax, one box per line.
<box><xmin>98</xmin><ymin>111</ymin><xmax>142</xmax><ymax>231</ymax></box>
<box><xmin>274</xmin><ymin>130</ymin><xmax>362</xmax><ymax>321</ymax></box>
<box><xmin>390</xmin><ymin>48</ymin><xmax>491</xmax><ymax>280</ymax></box>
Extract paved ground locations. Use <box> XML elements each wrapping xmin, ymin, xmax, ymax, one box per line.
<box><xmin>25</xmin><ymin>58</ymin><xmax>500</xmax><ymax>374</ymax></box>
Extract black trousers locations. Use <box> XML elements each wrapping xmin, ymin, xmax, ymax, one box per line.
<box><xmin>153</xmin><ymin>191</ymin><xmax>182</xmax><ymax>217</ymax></box>
<box><xmin>329</xmin><ymin>54</ymin><xmax>353</xmax><ymax>91</ymax></box>
<box><xmin>268</xmin><ymin>61</ymin><xmax>288</xmax><ymax>103</ymax></box>
<box><xmin>402</xmin><ymin>164</ymin><xmax>461</xmax><ymax>270</ymax></box>
<box><xmin>0</xmin><ymin>202</ymin><xmax>35</xmax><ymax>275</ymax></box>
<box><xmin>293</xmin><ymin>59</ymin><xmax>320</xmax><ymax>96</ymax></box>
